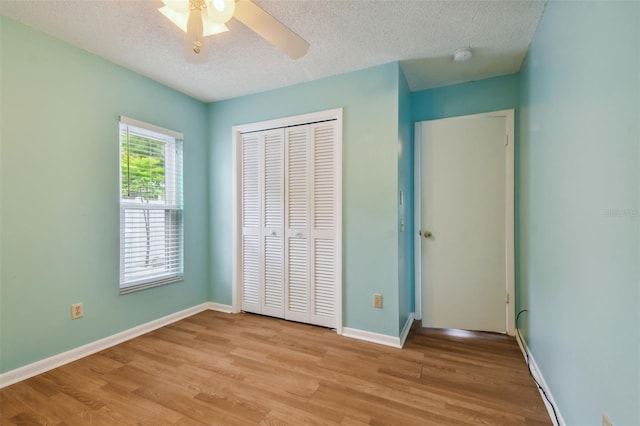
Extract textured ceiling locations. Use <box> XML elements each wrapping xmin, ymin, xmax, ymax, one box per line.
<box><xmin>0</xmin><ymin>0</ymin><xmax>546</xmax><ymax>102</ymax></box>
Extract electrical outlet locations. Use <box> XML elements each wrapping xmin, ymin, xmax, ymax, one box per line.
<box><xmin>71</xmin><ymin>303</ymin><xmax>83</xmax><ymax>320</ymax></box>
<box><xmin>602</xmin><ymin>414</ymin><xmax>612</xmax><ymax>426</ymax></box>
<box><xmin>373</xmin><ymin>294</ymin><xmax>383</xmax><ymax>309</ymax></box>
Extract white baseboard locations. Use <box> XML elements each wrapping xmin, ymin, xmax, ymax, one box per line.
<box><xmin>205</xmin><ymin>302</ymin><xmax>234</xmax><ymax>313</ymax></box>
<box><xmin>0</xmin><ymin>302</ymin><xmax>227</xmax><ymax>388</ymax></box>
<box><xmin>515</xmin><ymin>330</ymin><xmax>566</xmax><ymax>426</ymax></box>
<box><xmin>342</xmin><ymin>313</ymin><xmax>416</xmax><ymax>349</ymax></box>
<box><xmin>399</xmin><ymin>312</ymin><xmax>415</xmax><ymax>347</ymax></box>
<box><xmin>342</xmin><ymin>327</ymin><xmax>402</xmax><ymax>348</ymax></box>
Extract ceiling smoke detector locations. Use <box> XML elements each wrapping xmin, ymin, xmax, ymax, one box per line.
<box><xmin>453</xmin><ymin>47</ymin><xmax>473</xmax><ymax>62</ymax></box>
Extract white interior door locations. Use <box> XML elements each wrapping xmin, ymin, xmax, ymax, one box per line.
<box><xmin>419</xmin><ymin>112</ymin><xmax>512</xmax><ymax>333</ymax></box>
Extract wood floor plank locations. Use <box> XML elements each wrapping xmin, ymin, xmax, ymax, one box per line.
<box><xmin>97</xmin><ymin>383</ymin><xmax>184</xmax><ymax>424</ymax></box>
<box><xmin>0</xmin><ymin>311</ymin><xmax>551</xmax><ymax>425</ymax></box>
<box><xmin>9</xmin><ymin>409</ymin><xmax>62</xmax><ymax>426</ymax></box>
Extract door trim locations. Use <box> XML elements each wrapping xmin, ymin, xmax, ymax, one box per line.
<box><xmin>231</xmin><ymin>108</ymin><xmax>343</xmax><ymax>334</ymax></box>
<box><xmin>413</xmin><ymin>109</ymin><xmax>515</xmax><ymax>335</ymax></box>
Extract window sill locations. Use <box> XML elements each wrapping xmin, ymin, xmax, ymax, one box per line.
<box><xmin>119</xmin><ymin>275</ymin><xmax>184</xmax><ymax>295</ymax></box>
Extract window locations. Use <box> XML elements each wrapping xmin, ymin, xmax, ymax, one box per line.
<box><xmin>119</xmin><ymin>116</ymin><xmax>183</xmax><ymax>294</ymax></box>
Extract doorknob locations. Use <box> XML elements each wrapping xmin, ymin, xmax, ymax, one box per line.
<box><xmin>422</xmin><ymin>230</ymin><xmax>432</xmax><ymax>238</ymax></box>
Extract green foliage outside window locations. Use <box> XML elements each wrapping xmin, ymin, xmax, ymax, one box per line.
<box><xmin>121</xmin><ymin>134</ymin><xmax>166</xmax><ymax>201</ymax></box>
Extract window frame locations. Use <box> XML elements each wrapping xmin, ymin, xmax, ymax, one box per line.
<box><xmin>118</xmin><ymin>116</ymin><xmax>184</xmax><ymax>294</ymax></box>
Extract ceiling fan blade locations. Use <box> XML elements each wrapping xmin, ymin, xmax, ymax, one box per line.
<box><xmin>233</xmin><ymin>0</ymin><xmax>309</xmax><ymax>59</ymax></box>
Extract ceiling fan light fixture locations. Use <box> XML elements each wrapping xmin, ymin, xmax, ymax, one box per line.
<box><xmin>186</xmin><ymin>7</ymin><xmax>203</xmax><ymax>44</ymax></box>
<box><xmin>207</xmin><ymin>0</ymin><xmax>235</xmax><ymax>24</ymax></box>
<box><xmin>159</xmin><ymin>5</ymin><xmax>189</xmax><ymax>32</ymax></box>
<box><xmin>159</xmin><ymin>0</ymin><xmax>310</xmax><ymax>61</ymax></box>
<box><xmin>159</xmin><ymin>0</ymin><xmax>229</xmax><ymax>36</ymax></box>
<box><xmin>202</xmin><ymin>15</ymin><xmax>229</xmax><ymax>36</ymax></box>
<box><xmin>185</xmin><ymin>8</ymin><xmax>209</xmax><ymax>62</ymax></box>
<box><xmin>162</xmin><ymin>0</ymin><xmax>189</xmax><ymax>13</ymax></box>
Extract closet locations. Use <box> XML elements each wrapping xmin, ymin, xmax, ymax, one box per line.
<box><xmin>235</xmin><ymin>110</ymin><xmax>341</xmax><ymax>329</ymax></box>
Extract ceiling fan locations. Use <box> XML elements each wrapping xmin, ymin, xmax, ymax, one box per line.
<box><xmin>158</xmin><ymin>0</ymin><xmax>310</xmax><ymax>63</ymax></box>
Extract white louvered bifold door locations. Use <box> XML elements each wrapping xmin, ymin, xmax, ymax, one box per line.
<box><xmin>284</xmin><ymin>122</ymin><xmax>338</xmax><ymax>328</ymax></box>
<box><xmin>284</xmin><ymin>126</ymin><xmax>310</xmax><ymax>323</ymax></box>
<box><xmin>240</xmin><ymin>118</ymin><xmax>338</xmax><ymax>328</ymax></box>
<box><xmin>261</xmin><ymin>129</ymin><xmax>285</xmax><ymax>318</ymax></box>
<box><xmin>240</xmin><ymin>132</ymin><xmax>261</xmax><ymax>314</ymax></box>
<box><xmin>309</xmin><ymin>122</ymin><xmax>338</xmax><ymax>328</ymax></box>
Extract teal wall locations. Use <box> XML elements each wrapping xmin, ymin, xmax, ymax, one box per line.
<box><xmin>519</xmin><ymin>1</ymin><xmax>639</xmax><ymax>425</ymax></box>
<box><xmin>397</xmin><ymin>68</ymin><xmax>414</xmax><ymax>333</ymax></box>
<box><xmin>411</xmin><ymin>73</ymin><xmax>520</xmax><ymax>123</ymax></box>
<box><xmin>0</xmin><ymin>18</ymin><xmax>210</xmax><ymax>373</ymax></box>
<box><xmin>208</xmin><ymin>63</ymin><xmax>403</xmax><ymax>337</ymax></box>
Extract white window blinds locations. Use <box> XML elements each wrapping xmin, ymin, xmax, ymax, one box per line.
<box><xmin>119</xmin><ymin>117</ymin><xmax>183</xmax><ymax>294</ymax></box>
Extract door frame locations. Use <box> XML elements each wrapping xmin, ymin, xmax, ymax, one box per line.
<box><xmin>413</xmin><ymin>109</ymin><xmax>515</xmax><ymax>335</ymax></box>
<box><xmin>231</xmin><ymin>108</ymin><xmax>343</xmax><ymax>334</ymax></box>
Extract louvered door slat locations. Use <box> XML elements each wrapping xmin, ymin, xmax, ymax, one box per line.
<box><xmin>313</xmin><ymin>125</ymin><xmax>335</xmax><ymax>231</ymax></box>
<box><xmin>262</xmin><ymin>129</ymin><xmax>285</xmax><ymax>317</ymax></box>
<box><xmin>242</xmin><ymin>134</ymin><xmax>260</xmax><ymax>228</ymax></box>
<box><xmin>287</xmin><ymin>128</ymin><xmax>308</xmax><ymax>229</ymax></box>
<box><xmin>263</xmin><ymin>235</ymin><xmax>284</xmax><ymax>315</ymax></box>
<box><xmin>264</xmin><ymin>131</ymin><xmax>284</xmax><ymax>229</ymax></box>
<box><xmin>309</xmin><ymin>122</ymin><xmax>338</xmax><ymax>328</ymax></box>
<box><xmin>242</xmin><ymin>235</ymin><xmax>260</xmax><ymax>311</ymax></box>
<box><xmin>312</xmin><ymin>238</ymin><xmax>335</xmax><ymax>323</ymax></box>
<box><xmin>241</xmin><ymin>132</ymin><xmax>261</xmax><ymax>314</ymax></box>
<box><xmin>287</xmin><ymin>237</ymin><xmax>308</xmax><ymax>317</ymax></box>
<box><xmin>284</xmin><ymin>126</ymin><xmax>310</xmax><ymax>322</ymax></box>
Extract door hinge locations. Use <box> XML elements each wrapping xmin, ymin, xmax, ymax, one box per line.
<box><xmin>506</xmin><ymin>292</ymin><xmax>510</xmax><ymax>304</ymax></box>
<box><xmin>504</xmin><ymin>134</ymin><xmax>509</xmax><ymax>146</ymax></box>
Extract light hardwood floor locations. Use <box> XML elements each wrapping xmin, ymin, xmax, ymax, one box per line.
<box><xmin>1</xmin><ymin>310</ymin><xmax>551</xmax><ymax>425</ymax></box>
